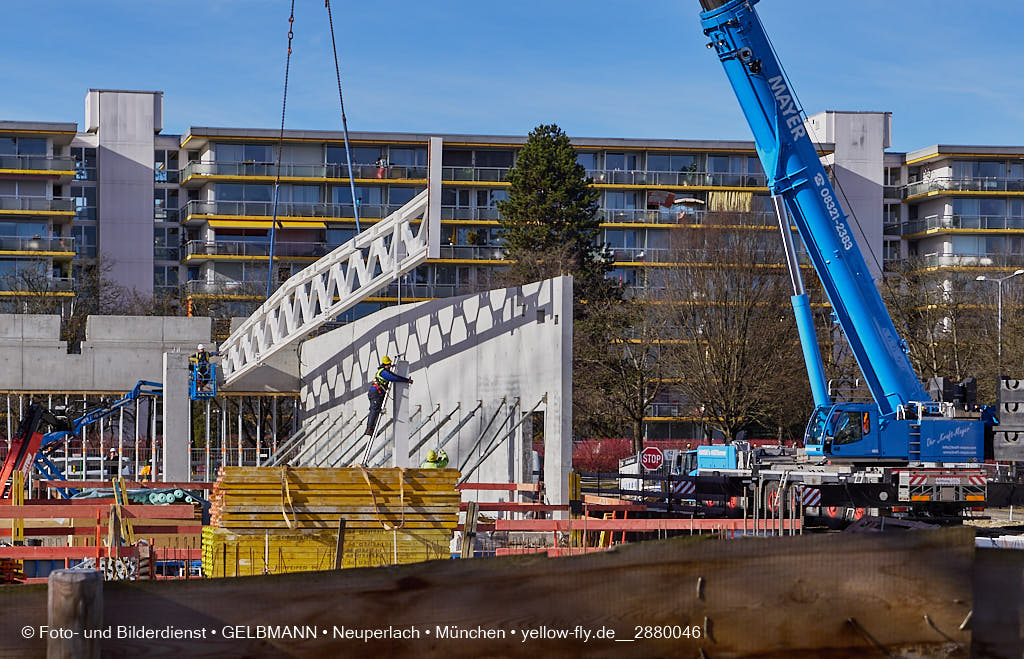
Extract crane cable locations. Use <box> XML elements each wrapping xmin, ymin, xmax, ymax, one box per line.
<box><xmin>266</xmin><ymin>0</ymin><xmax>296</xmax><ymax>300</ymax></box>
<box><xmin>325</xmin><ymin>0</ymin><xmax>362</xmax><ymax>234</ymax></box>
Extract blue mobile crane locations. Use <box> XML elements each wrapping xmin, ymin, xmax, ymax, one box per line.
<box><xmin>697</xmin><ymin>0</ymin><xmax>987</xmax><ymax>464</ymax></box>
<box><xmin>0</xmin><ymin>380</ymin><xmax>162</xmax><ymax>500</ymax></box>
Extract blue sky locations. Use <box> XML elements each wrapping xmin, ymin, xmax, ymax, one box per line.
<box><xmin>2</xmin><ymin>1</ymin><xmax>1022</xmax><ymax>152</ymax></box>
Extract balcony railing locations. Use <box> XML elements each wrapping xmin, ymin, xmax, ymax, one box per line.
<box><xmin>586</xmin><ymin>169</ymin><xmax>767</xmax><ymax>188</ymax></box>
<box><xmin>184</xmin><ymin>279</ymin><xmax>268</xmax><ymax>296</ymax></box>
<box><xmin>608</xmin><ymin>247</ymin><xmax>673</xmax><ymax>263</ymax></box>
<box><xmin>441</xmin><ymin>166</ymin><xmax>510</xmax><ymax>182</ymax></box>
<box><xmin>0</xmin><ymin>236</ymin><xmax>75</xmax><ymax>253</ymax></box>
<box><xmin>440</xmin><ymin>206</ymin><xmax>503</xmax><ymax>221</ymax></box>
<box><xmin>185</xmin><ymin>240</ymin><xmax>334</xmax><ymax>260</ymax></box>
<box><xmin>0</xmin><ymin>197</ymin><xmax>74</xmax><ymax>213</ymax></box>
<box><xmin>181</xmin><ymin>161</ymin><xmax>428</xmax><ymax>181</ymax></box>
<box><xmin>0</xmin><ymin>277</ymin><xmax>75</xmax><ymax>293</ymax></box>
<box><xmin>437</xmin><ymin>245</ymin><xmax>505</xmax><ymax>261</ymax></box>
<box><xmin>883</xmin><ymin>185</ymin><xmax>902</xmax><ymax>199</ymax></box>
<box><xmin>645</xmin><ymin>403</ymin><xmax>694</xmax><ymax>418</ymax></box>
<box><xmin>375</xmin><ymin>283</ymin><xmax>479</xmax><ymax>299</ymax></box>
<box><xmin>154</xmin><ymin>208</ymin><xmax>179</xmax><ymax>223</ymax></box>
<box><xmin>0</xmin><ymin>155</ymin><xmax>76</xmax><ymax>172</ymax></box>
<box><xmin>183</xmin><ymin>200</ymin><xmax>409</xmax><ymax>220</ymax></box>
<box><xmin>902</xmin><ymin>215</ymin><xmax>1024</xmax><ymax>235</ymax></box>
<box><xmin>903</xmin><ymin>177</ymin><xmax>1024</xmax><ymax>198</ymax></box>
<box><xmin>919</xmin><ymin>252</ymin><xmax>1024</xmax><ymax>268</ymax></box>
<box><xmin>598</xmin><ymin>209</ymin><xmax>775</xmax><ymax>226</ymax></box>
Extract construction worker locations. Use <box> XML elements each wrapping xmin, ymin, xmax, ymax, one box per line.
<box><xmin>365</xmin><ymin>356</ymin><xmax>413</xmax><ymax>436</ymax></box>
<box><xmin>190</xmin><ymin>344</ymin><xmax>216</xmax><ymax>390</ymax></box>
<box><xmin>420</xmin><ymin>449</ymin><xmax>449</xmax><ymax>469</ymax></box>
<box><xmin>139</xmin><ymin>463</ymin><xmax>152</xmax><ymax>482</ymax></box>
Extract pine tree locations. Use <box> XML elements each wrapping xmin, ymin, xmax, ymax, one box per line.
<box><xmin>497</xmin><ymin>124</ymin><xmax>616</xmax><ymax>302</ymax></box>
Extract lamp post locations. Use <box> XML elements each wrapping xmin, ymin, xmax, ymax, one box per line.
<box><xmin>976</xmin><ymin>269</ymin><xmax>1024</xmax><ymax>377</ymax></box>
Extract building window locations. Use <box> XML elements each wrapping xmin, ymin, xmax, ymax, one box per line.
<box><xmin>71</xmin><ymin>147</ymin><xmax>97</xmax><ymax>180</ymax></box>
<box><xmin>215</xmin><ymin>143</ymin><xmax>273</xmax><ymax>163</ymax></box>
<box><xmin>154</xmin><ymin>226</ymin><xmax>180</xmax><ymax>261</ymax></box>
<box><xmin>154</xmin><ymin>149</ymin><xmax>179</xmax><ymax>183</ymax></box>
<box><xmin>154</xmin><ymin>188</ymin><xmax>179</xmax><ymax>221</ymax></box>
<box><xmin>154</xmin><ymin>265</ymin><xmax>180</xmax><ymax>288</ymax></box>
<box><xmin>72</xmin><ymin>225</ymin><xmax>97</xmax><ymax>258</ymax></box>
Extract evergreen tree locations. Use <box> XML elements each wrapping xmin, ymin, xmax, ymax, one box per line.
<box><xmin>497</xmin><ymin>124</ymin><xmax>616</xmax><ymax>302</ymax></box>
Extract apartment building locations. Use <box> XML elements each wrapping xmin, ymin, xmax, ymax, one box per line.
<box><xmin>29</xmin><ymin>89</ymin><xmax>1015</xmax><ymax>438</ymax></box>
<box><xmin>0</xmin><ymin>120</ymin><xmax>77</xmax><ymax>307</ymax></box>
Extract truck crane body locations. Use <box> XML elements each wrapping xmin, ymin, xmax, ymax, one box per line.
<box><xmin>697</xmin><ymin>0</ymin><xmax>986</xmax><ymax>463</ymax></box>
<box><xmin>0</xmin><ymin>380</ymin><xmax>162</xmax><ymax>500</ymax></box>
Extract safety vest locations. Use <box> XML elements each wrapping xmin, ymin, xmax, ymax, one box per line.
<box><xmin>373</xmin><ymin>366</ymin><xmax>390</xmax><ymax>391</ymax></box>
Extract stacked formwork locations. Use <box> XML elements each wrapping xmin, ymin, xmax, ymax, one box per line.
<box><xmin>202</xmin><ymin>466</ymin><xmax>459</xmax><ymax>576</ymax></box>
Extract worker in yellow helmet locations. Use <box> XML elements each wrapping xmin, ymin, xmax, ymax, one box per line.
<box><xmin>420</xmin><ymin>449</ymin><xmax>449</xmax><ymax>469</ymax></box>
<box><xmin>365</xmin><ymin>356</ymin><xmax>413</xmax><ymax>436</ymax></box>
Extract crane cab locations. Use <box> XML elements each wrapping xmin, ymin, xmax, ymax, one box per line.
<box><xmin>805</xmin><ymin>403</ymin><xmax>880</xmax><ymax>459</ymax></box>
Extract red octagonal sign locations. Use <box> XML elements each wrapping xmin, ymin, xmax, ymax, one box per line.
<box><xmin>640</xmin><ymin>446</ymin><xmax>664</xmax><ymax>472</ymax></box>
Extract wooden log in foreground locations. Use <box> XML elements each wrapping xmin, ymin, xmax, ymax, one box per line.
<box><xmin>1</xmin><ymin>528</ymin><xmax>976</xmax><ymax>658</ymax></box>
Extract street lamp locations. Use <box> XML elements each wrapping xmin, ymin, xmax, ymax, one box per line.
<box><xmin>976</xmin><ymin>269</ymin><xmax>1024</xmax><ymax>377</ymax></box>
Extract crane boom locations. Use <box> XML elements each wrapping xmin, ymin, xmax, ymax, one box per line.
<box><xmin>698</xmin><ymin>0</ymin><xmax>929</xmax><ymax>417</ymax></box>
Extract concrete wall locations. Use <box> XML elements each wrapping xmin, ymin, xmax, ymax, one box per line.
<box><xmin>0</xmin><ymin>314</ymin><xmax>208</xmax><ymax>391</ymax></box>
<box><xmin>89</xmin><ymin>89</ymin><xmax>162</xmax><ymax>296</ymax></box>
<box><xmin>807</xmin><ymin>111</ymin><xmax>890</xmax><ymax>279</ymax></box>
<box><xmin>298</xmin><ymin>276</ymin><xmax>573</xmax><ymax>505</ymax></box>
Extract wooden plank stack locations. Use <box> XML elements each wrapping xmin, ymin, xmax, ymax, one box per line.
<box><xmin>202</xmin><ymin>466</ymin><xmax>460</xmax><ymax>577</ymax></box>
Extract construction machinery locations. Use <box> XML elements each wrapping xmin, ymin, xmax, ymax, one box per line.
<box><xmin>0</xmin><ymin>380</ymin><xmax>162</xmax><ymax>500</ymax></box>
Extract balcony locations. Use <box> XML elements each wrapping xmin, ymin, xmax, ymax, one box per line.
<box><xmin>0</xmin><ymin>277</ymin><xmax>75</xmax><ymax>293</ymax></box>
<box><xmin>184</xmin><ymin>279</ymin><xmax>267</xmax><ymax>297</ymax></box>
<box><xmin>0</xmin><ymin>197</ymin><xmax>75</xmax><ymax>215</ymax></box>
<box><xmin>185</xmin><ymin>240</ymin><xmax>334</xmax><ymax>260</ymax></box>
<box><xmin>918</xmin><ymin>252</ymin><xmax>1024</xmax><ymax>269</ymax></box>
<box><xmin>0</xmin><ymin>235</ymin><xmax>75</xmax><ymax>256</ymax></box>
<box><xmin>608</xmin><ymin>247</ymin><xmax>673</xmax><ymax>263</ymax></box>
<box><xmin>598</xmin><ymin>209</ymin><xmax>775</xmax><ymax>226</ymax></box>
<box><xmin>180</xmin><ymin>160</ymin><xmax>428</xmax><ymax>185</ymax></box>
<box><xmin>902</xmin><ymin>215</ymin><xmax>1024</xmax><ymax>235</ymax></box>
<box><xmin>374</xmin><ymin>283</ymin><xmax>479</xmax><ymax>299</ymax></box>
<box><xmin>436</xmin><ymin>245</ymin><xmax>506</xmax><ymax>261</ymax></box>
<box><xmin>441</xmin><ymin>166</ymin><xmax>510</xmax><ymax>183</ymax></box>
<box><xmin>645</xmin><ymin>403</ymin><xmax>694</xmax><ymax>418</ymax></box>
<box><xmin>586</xmin><ymin>169</ymin><xmax>767</xmax><ymax>188</ymax></box>
<box><xmin>903</xmin><ymin>177</ymin><xmax>1024</xmax><ymax>199</ymax></box>
<box><xmin>883</xmin><ymin>185</ymin><xmax>902</xmax><ymax>199</ymax></box>
<box><xmin>183</xmin><ymin>200</ymin><xmax>410</xmax><ymax>223</ymax></box>
<box><xmin>440</xmin><ymin>206</ymin><xmax>503</xmax><ymax>221</ymax></box>
<box><xmin>0</xmin><ymin>155</ymin><xmax>76</xmax><ymax>177</ymax></box>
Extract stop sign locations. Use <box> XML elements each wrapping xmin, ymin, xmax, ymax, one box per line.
<box><xmin>640</xmin><ymin>446</ymin><xmax>664</xmax><ymax>472</ymax></box>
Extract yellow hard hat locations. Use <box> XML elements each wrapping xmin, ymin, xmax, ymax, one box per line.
<box><xmin>381</xmin><ymin>356</ymin><xmax>392</xmax><ymax>365</ymax></box>
<box><xmin>427</xmin><ymin>449</ymin><xmax>437</xmax><ymax>461</ymax></box>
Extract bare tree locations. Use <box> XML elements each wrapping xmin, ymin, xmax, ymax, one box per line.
<box><xmin>881</xmin><ymin>259</ymin><xmax>992</xmax><ymax>394</ymax></box>
<box><xmin>657</xmin><ymin>217</ymin><xmax>799</xmax><ymax>442</ymax></box>
<box><xmin>574</xmin><ymin>292</ymin><xmax>670</xmax><ymax>453</ymax></box>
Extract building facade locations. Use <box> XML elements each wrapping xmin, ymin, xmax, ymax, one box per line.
<box><xmin>8</xmin><ymin>89</ymin><xmax>1024</xmax><ymax>437</ymax></box>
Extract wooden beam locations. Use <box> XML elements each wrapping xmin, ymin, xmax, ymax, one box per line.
<box><xmin>39</xmin><ymin>480</ymin><xmax>215</xmax><ymax>489</ymax></box>
<box><xmin>0</xmin><ymin>505</ymin><xmax>195</xmax><ymax>520</ymax></box>
<box><xmin>492</xmin><ymin>518</ymin><xmax>801</xmax><ymax>532</ymax></box>
<box><xmin>456</xmin><ymin>482</ymin><xmax>541</xmax><ymax>492</ymax></box>
<box><xmin>0</xmin><ymin>528</ymin><xmax>977</xmax><ymax>657</ymax></box>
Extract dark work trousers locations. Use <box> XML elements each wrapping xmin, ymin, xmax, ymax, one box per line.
<box><xmin>366</xmin><ymin>386</ymin><xmax>386</xmax><ymax>434</ymax></box>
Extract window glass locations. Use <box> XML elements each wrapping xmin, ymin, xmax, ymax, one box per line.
<box><xmin>243</xmin><ymin>185</ymin><xmax>273</xmax><ymax>202</ymax></box>
<box><xmin>978</xmin><ymin>161</ymin><xmax>1004</xmax><ymax>179</ymax></box>
<box><xmin>576</xmin><ymin>153</ymin><xmax>597</xmax><ymax>169</ymax></box>
<box><xmin>605</xmin><ymin>191</ymin><xmax>638</xmax><ymax>209</ymax></box>
<box><xmin>17</xmin><ymin>181</ymin><xmax>45</xmax><ymax>197</ymax></box>
<box><xmin>284</xmin><ymin>185</ymin><xmax>320</xmax><ymax>203</ymax></box>
<box><xmin>647</xmin><ymin>154</ymin><xmax>670</xmax><ymax>171</ymax></box>
<box><xmin>832</xmin><ymin>411</ymin><xmax>863</xmax><ymax>445</ymax></box>
<box><xmin>216</xmin><ymin>184</ymin><xmax>243</xmax><ymax>201</ymax></box>
<box><xmin>217</xmin><ymin>144</ymin><xmax>244</xmax><ymax>162</ymax></box>
<box><xmin>243</xmin><ymin>144</ymin><xmax>272</xmax><ymax>163</ymax></box>
<box><xmin>707</xmin><ymin>155</ymin><xmax>730</xmax><ymax>173</ymax></box>
<box><xmin>388</xmin><ymin>187</ymin><xmax>416</xmax><ymax>205</ymax></box>
<box><xmin>979</xmin><ymin>198</ymin><xmax>1006</xmax><ymax>216</ymax></box>
<box><xmin>18</xmin><ymin>139</ymin><xmax>46</xmax><ymax>156</ymax></box>
<box><xmin>0</xmin><ymin>138</ymin><xmax>14</xmax><ymax>155</ymax></box>
<box><xmin>326</xmin><ymin>228</ymin><xmax>357</xmax><ymax>245</ymax></box>
<box><xmin>671</xmin><ymin>154</ymin><xmax>702</xmax><ymax>172</ymax></box>
<box><xmin>389</xmin><ymin>147</ymin><xmax>427</xmax><ymax>166</ymax></box>
<box><xmin>442</xmin><ymin>150</ymin><xmax>472</xmax><ymax>167</ymax></box>
<box><xmin>475</xmin><ymin>151</ymin><xmax>513</xmax><ymax>168</ymax></box>
<box><xmin>332</xmin><ymin>186</ymin><xmax>382</xmax><ymax>205</ymax></box>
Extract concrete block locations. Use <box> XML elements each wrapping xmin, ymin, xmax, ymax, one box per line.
<box><xmin>162</xmin><ymin>352</ymin><xmax>191</xmax><ymax>481</ymax></box>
